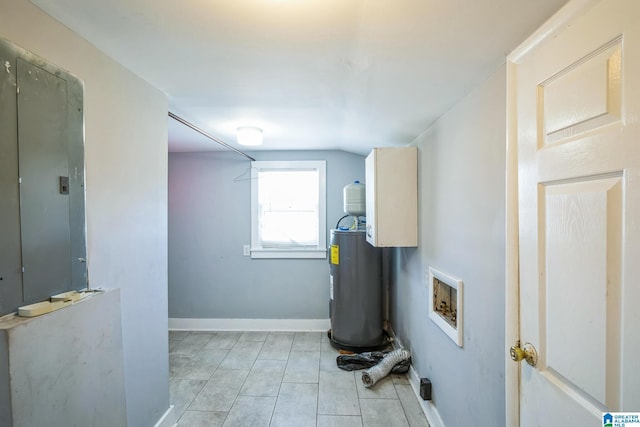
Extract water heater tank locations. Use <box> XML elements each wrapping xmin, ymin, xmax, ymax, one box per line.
<box><xmin>329</xmin><ymin>230</ymin><xmax>384</xmax><ymax>351</ymax></box>
<box><xmin>343</xmin><ymin>180</ymin><xmax>366</xmax><ymax>216</ymax></box>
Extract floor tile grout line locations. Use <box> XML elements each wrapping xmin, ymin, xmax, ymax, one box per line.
<box><xmin>170</xmin><ymin>331</ymin><xmax>428</xmax><ymax>426</ymax></box>
<box><xmin>268</xmin><ymin>331</ymin><xmax>300</xmax><ymax>427</ymax></box>
<box><xmin>170</xmin><ymin>331</ymin><xmax>195</xmax><ymax>381</ymax></box>
<box><xmin>180</xmin><ymin>341</ymin><xmax>210</xmax><ymax>423</ymax></box>
<box><xmin>222</xmin><ymin>336</ymin><xmax>269</xmax><ymax>426</ymax></box>
<box><xmin>266</xmin><ymin>373</ymin><xmax>282</xmax><ymax>427</ymax></box>
<box><xmin>179</xmin><ymin>331</ymin><xmax>233</xmax><ymax>424</ymax></box>
<box><xmin>394</xmin><ymin>382</ymin><xmax>421</xmax><ymax>427</ymax></box>
<box><xmin>315</xmin><ymin>357</ymin><xmax>321</xmax><ymax>427</ymax></box>
<box><xmin>352</xmin><ymin>370</ymin><xmax>363</xmax><ymax>417</ymax></box>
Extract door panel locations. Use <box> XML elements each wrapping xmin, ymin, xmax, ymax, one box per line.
<box><xmin>542</xmin><ymin>175</ymin><xmax>622</xmax><ymax>408</ymax></box>
<box><xmin>17</xmin><ymin>58</ymin><xmax>71</xmax><ymax>303</ymax></box>
<box><xmin>516</xmin><ymin>0</ymin><xmax>639</xmax><ymax>425</ymax></box>
<box><xmin>541</xmin><ymin>39</ymin><xmax>621</xmax><ymax>145</ymax></box>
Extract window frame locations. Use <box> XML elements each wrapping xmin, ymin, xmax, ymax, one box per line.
<box><xmin>250</xmin><ymin>160</ymin><xmax>327</xmax><ymax>259</ymax></box>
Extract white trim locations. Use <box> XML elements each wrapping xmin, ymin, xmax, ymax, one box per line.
<box><xmin>169</xmin><ymin>317</ymin><xmax>331</xmax><ymax>331</ymax></box>
<box><xmin>250</xmin><ymin>248</ymin><xmax>327</xmax><ymax>259</ymax></box>
<box><xmin>505</xmin><ymin>58</ymin><xmax>521</xmax><ymax>427</ymax></box>
<box><xmin>508</xmin><ymin>0</ymin><xmax>600</xmax><ymax>63</ymax></box>
<box><xmin>388</xmin><ymin>327</ymin><xmax>445</xmax><ymax>427</ymax></box>
<box><xmin>406</xmin><ymin>365</ymin><xmax>446</xmax><ymax>427</ymax></box>
<box><xmin>250</xmin><ymin>160</ymin><xmax>327</xmax><ymax>259</ymax></box>
<box><xmin>153</xmin><ymin>405</ymin><xmax>176</xmax><ymax>427</ymax></box>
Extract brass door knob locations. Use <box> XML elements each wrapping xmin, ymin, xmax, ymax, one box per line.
<box><xmin>509</xmin><ymin>342</ymin><xmax>537</xmax><ymax>367</ymax></box>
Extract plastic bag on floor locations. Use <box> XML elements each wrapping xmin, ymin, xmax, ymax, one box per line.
<box><xmin>336</xmin><ymin>351</ymin><xmax>410</xmax><ymax>374</ymax></box>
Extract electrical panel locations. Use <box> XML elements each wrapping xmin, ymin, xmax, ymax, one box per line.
<box><xmin>0</xmin><ymin>38</ymin><xmax>86</xmax><ymax>316</ymax></box>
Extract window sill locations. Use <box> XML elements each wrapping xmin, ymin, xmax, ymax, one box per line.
<box><xmin>250</xmin><ymin>248</ymin><xmax>327</xmax><ymax>259</ymax></box>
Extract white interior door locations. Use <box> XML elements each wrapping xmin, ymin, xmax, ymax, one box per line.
<box><xmin>513</xmin><ymin>0</ymin><xmax>639</xmax><ymax>425</ymax></box>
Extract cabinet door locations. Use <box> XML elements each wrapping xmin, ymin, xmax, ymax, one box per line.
<box><xmin>17</xmin><ymin>58</ymin><xmax>72</xmax><ymax>303</ymax></box>
<box><xmin>0</xmin><ymin>45</ymin><xmax>22</xmax><ymax>315</ymax></box>
<box><xmin>365</xmin><ymin>147</ymin><xmax>417</xmax><ymax>247</ymax></box>
<box><xmin>365</xmin><ymin>151</ymin><xmax>377</xmax><ymax>245</ymax></box>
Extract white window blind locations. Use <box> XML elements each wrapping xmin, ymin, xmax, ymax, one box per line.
<box><xmin>251</xmin><ymin>161</ymin><xmax>326</xmax><ymax>258</ymax></box>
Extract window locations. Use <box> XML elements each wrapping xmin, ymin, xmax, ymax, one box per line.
<box><xmin>250</xmin><ymin>161</ymin><xmax>326</xmax><ymax>258</ymax></box>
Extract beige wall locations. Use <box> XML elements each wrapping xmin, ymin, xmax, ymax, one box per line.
<box><xmin>0</xmin><ymin>1</ymin><xmax>170</xmax><ymax>425</ymax></box>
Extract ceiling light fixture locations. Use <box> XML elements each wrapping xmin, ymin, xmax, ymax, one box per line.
<box><xmin>236</xmin><ymin>126</ymin><xmax>263</xmax><ymax>146</ymax></box>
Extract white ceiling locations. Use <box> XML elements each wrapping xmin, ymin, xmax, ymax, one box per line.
<box><xmin>30</xmin><ymin>0</ymin><xmax>568</xmax><ymax>155</ymax></box>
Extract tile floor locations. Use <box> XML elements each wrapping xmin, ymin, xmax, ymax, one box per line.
<box><xmin>169</xmin><ymin>330</ymin><xmax>430</xmax><ymax>427</ymax></box>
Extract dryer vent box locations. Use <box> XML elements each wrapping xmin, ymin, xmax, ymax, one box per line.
<box><xmin>428</xmin><ymin>267</ymin><xmax>463</xmax><ymax>347</ymax></box>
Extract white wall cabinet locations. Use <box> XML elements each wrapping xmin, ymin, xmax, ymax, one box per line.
<box><xmin>365</xmin><ymin>147</ymin><xmax>418</xmax><ymax>247</ymax></box>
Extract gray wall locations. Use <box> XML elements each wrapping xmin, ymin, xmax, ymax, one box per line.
<box><xmin>169</xmin><ymin>150</ymin><xmax>365</xmax><ymax>319</ymax></box>
<box><xmin>0</xmin><ymin>2</ymin><xmax>170</xmax><ymax>426</ymax></box>
<box><xmin>0</xmin><ymin>290</ymin><xmax>126</xmax><ymax>427</ymax></box>
<box><xmin>390</xmin><ymin>66</ymin><xmax>506</xmax><ymax>427</ymax></box>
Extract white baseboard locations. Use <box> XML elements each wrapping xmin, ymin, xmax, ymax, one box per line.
<box><xmin>387</xmin><ymin>327</ymin><xmax>446</xmax><ymax>427</ymax></box>
<box><xmin>168</xmin><ymin>318</ymin><xmax>331</xmax><ymax>332</ymax></box>
<box><xmin>154</xmin><ymin>405</ymin><xmax>176</xmax><ymax>427</ymax></box>
<box><xmin>406</xmin><ymin>365</ymin><xmax>446</xmax><ymax>427</ymax></box>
